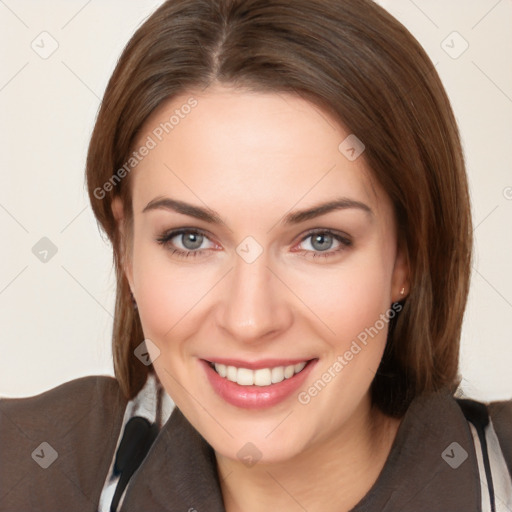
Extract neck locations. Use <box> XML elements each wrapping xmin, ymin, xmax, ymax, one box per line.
<box><xmin>215</xmin><ymin>396</ymin><xmax>402</xmax><ymax>512</ymax></box>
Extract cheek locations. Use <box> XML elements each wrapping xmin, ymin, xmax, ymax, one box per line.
<box><xmin>332</xmin><ymin>251</ymin><xmax>396</xmax><ymax>381</ymax></box>
<box><xmin>129</xmin><ymin>235</ymin><xmax>170</xmax><ymax>325</ymax></box>
<box><xmin>294</xmin><ymin>260</ymin><xmax>395</xmax><ymax>419</ymax></box>
<box><xmin>293</xmin><ymin>253</ymin><xmax>394</xmax><ymax>343</ymax></box>
<box><xmin>131</xmin><ymin>238</ymin><xmax>217</xmax><ymax>347</ymax></box>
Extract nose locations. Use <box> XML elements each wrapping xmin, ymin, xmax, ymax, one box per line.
<box><xmin>216</xmin><ymin>251</ymin><xmax>293</xmax><ymax>344</ymax></box>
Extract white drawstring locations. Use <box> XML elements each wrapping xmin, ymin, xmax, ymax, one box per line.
<box><xmin>97</xmin><ymin>374</ymin><xmax>175</xmax><ymax>512</ymax></box>
<box><xmin>469</xmin><ymin>420</ymin><xmax>512</xmax><ymax>511</ymax></box>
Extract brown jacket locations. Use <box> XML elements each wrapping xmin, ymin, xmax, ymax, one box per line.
<box><xmin>1</xmin><ymin>375</ymin><xmax>511</xmax><ymax>511</ymax></box>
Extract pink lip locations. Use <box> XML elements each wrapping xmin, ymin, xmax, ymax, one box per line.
<box><xmin>200</xmin><ymin>358</ymin><xmax>318</xmax><ymax>409</ymax></box>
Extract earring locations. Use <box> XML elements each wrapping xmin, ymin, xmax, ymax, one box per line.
<box><xmin>400</xmin><ymin>287</ymin><xmax>405</xmax><ymax>296</ymax></box>
<box><xmin>130</xmin><ymin>290</ymin><xmax>138</xmax><ymax>311</ymax></box>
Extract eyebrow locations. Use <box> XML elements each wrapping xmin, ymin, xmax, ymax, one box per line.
<box><xmin>142</xmin><ymin>196</ymin><xmax>373</xmax><ymax>225</ymax></box>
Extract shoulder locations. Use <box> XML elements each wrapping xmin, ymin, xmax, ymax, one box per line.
<box><xmin>1</xmin><ymin>374</ymin><xmax>123</xmax><ymax>410</ymax></box>
<box><xmin>0</xmin><ymin>375</ymin><xmax>129</xmax><ymax>510</ymax></box>
<box><xmin>0</xmin><ymin>375</ymin><xmax>126</xmax><ymax>436</ymax></box>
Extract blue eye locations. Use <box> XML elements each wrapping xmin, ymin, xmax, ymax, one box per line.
<box><xmin>296</xmin><ymin>230</ymin><xmax>352</xmax><ymax>260</ymax></box>
<box><xmin>156</xmin><ymin>229</ymin><xmax>214</xmax><ymax>258</ymax></box>
<box><xmin>156</xmin><ymin>228</ymin><xmax>352</xmax><ymax>260</ymax></box>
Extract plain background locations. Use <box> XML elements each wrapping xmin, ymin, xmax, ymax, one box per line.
<box><xmin>0</xmin><ymin>0</ymin><xmax>511</xmax><ymax>400</ymax></box>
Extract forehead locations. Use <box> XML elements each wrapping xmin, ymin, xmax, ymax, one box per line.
<box><xmin>129</xmin><ymin>85</ymin><xmax>388</xmax><ymax>219</ymax></box>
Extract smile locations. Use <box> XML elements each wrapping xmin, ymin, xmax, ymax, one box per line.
<box><xmin>201</xmin><ymin>357</ymin><xmax>318</xmax><ymax>409</ymax></box>
<box><xmin>207</xmin><ymin>361</ymin><xmax>308</xmax><ymax>386</ymax></box>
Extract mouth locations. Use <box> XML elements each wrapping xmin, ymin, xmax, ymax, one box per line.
<box><xmin>204</xmin><ymin>359</ymin><xmax>315</xmax><ymax>387</ymax></box>
<box><xmin>201</xmin><ymin>357</ymin><xmax>318</xmax><ymax>409</ymax></box>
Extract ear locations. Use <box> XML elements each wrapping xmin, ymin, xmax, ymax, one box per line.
<box><xmin>390</xmin><ymin>239</ymin><xmax>409</xmax><ymax>303</ymax></box>
<box><xmin>111</xmin><ymin>196</ymin><xmax>134</xmax><ymax>293</ymax></box>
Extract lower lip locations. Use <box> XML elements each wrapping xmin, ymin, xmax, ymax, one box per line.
<box><xmin>200</xmin><ymin>359</ymin><xmax>318</xmax><ymax>409</ymax></box>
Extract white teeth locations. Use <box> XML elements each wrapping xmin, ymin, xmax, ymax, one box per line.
<box><xmin>213</xmin><ymin>361</ymin><xmax>309</xmax><ymax>386</ymax></box>
<box><xmin>236</xmin><ymin>368</ymin><xmax>254</xmax><ymax>386</ymax></box>
<box><xmin>294</xmin><ymin>361</ymin><xmax>307</xmax><ymax>373</ymax></box>
<box><xmin>216</xmin><ymin>363</ymin><xmax>227</xmax><ymax>378</ymax></box>
<box><xmin>254</xmin><ymin>368</ymin><xmax>272</xmax><ymax>386</ymax></box>
<box><xmin>283</xmin><ymin>365</ymin><xmax>295</xmax><ymax>379</ymax></box>
<box><xmin>226</xmin><ymin>365</ymin><xmax>237</xmax><ymax>382</ymax></box>
<box><xmin>271</xmin><ymin>366</ymin><xmax>284</xmax><ymax>384</ymax></box>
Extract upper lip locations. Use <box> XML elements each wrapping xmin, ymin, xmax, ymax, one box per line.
<box><xmin>203</xmin><ymin>357</ymin><xmax>316</xmax><ymax>370</ymax></box>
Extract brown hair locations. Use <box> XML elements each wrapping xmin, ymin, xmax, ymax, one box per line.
<box><xmin>86</xmin><ymin>0</ymin><xmax>472</xmax><ymax>417</ymax></box>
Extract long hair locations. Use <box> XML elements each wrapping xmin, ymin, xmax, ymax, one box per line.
<box><xmin>86</xmin><ymin>0</ymin><xmax>472</xmax><ymax>417</ymax></box>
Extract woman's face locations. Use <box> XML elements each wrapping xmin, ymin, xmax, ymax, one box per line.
<box><xmin>113</xmin><ymin>84</ymin><xmax>407</xmax><ymax>463</ymax></box>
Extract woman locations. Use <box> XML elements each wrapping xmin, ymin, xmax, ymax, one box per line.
<box><xmin>1</xmin><ymin>0</ymin><xmax>511</xmax><ymax>511</ymax></box>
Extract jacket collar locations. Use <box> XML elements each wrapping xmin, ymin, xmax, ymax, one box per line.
<box><xmin>121</xmin><ymin>399</ymin><xmax>226</xmax><ymax>511</ymax></box>
<box><xmin>120</xmin><ymin>385</ymin><xmax>481</xmax><ymax>511</ymax></box>
<box><xmin>350</xmin><ymin>387</ymin><xmax>481</xmax><ymax>510</ymax></box>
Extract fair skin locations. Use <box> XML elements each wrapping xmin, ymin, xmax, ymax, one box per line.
<box><xmin>112</xmin><ymin>84</ymin><xmax>408</xmax><ymax>512</ymax></box>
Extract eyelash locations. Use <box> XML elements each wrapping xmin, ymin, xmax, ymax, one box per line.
<box><xmin>156</xmin><ymin>228</ymin><xmax>352</xmax><ymax>261</ymax></box>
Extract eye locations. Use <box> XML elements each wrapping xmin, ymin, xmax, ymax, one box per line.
<box><xmin>156</xmin><ymin>228</ymin><xmax>216</xmax><ymax>258</ymax></box>
<box><xmin>295</xmin><ymin>229</ymin><xmax>352</xmax><ymax>260</ymax></box>
<box><xmin>156</xmin><ymin>227</ymin><xmax>352</xmax><ymax>261</ymax></box>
